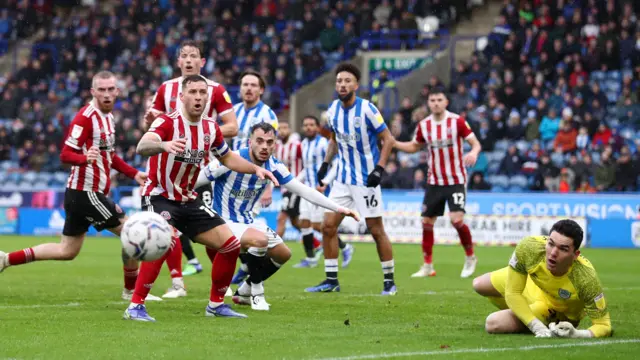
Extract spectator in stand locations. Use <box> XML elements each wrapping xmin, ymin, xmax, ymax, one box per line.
<box><xmin>595</xmin><ymin>151</ymin><xmax>616</xmax><ymax>192</ymax></box>
<box><xmin>592</xmin><ymin>124</ymin><xmax>613</xmax><ymax>149</ymax></box>
<box><xmin>450</xmin><ymin>83</ymin><xmax>472</xmax><ymax>114</ymax></box>
<box><xmin>468</xmin><ymin>171</ymin><xmax>491</xmax><ymax>191</ymax></box>
<box><xmin>576</xmin><ymin>126</ymin><xmax>590</xmax><ymax>151</ymax></box>
<box><xmin>614</xmin><ymin>147</ymin><xmax>637</xmax><ymax>191</ymax></box>
<box><xmin>476</xmin><ymin>119</ymin><xmax>496</xmax><ymax>152</ymax></box>
<box><xmin>531</xmin><ymin>153</ymin><xmax>560</xmax><ymax>191</ymax></box>
<box><xmin>558</xmin><ymin>168</ymin><xmax>574</xmax><ymax>193</ymax></box>
<box><xmin>539</xmin><ymin>108</ymin><xmax>561</xmax><ymax>147</ymax></box>
<box><xmin>524</xmin><ymin>110</ymin><xmax>540</xmax><ymax>141</ymax></box>
<box><xmin>499</xmin><ymin>145</ymin><xmax>523</xmax><ymax>176</ymax></box>
<box><xmin>505</xmin><ymin>110</ymin><xmax>525</xmax><ymax>140</ymax></box>
<box><xmin>380</xmin><ymin>161</ymin><xmax>399</xmax><ymax>189</ymax></box>
<box><xmin>553</xmin><ymin>122</ymin><xmax>578</xmax><ymax>153</ymax></box>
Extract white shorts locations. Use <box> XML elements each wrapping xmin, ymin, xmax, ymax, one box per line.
<box><xmin>225</xmin><ymin>220</ymin><xmax>283</xmax><ymax>250</ymax></box>
<box><xmin>299</xmin><ymin>198</ymin><xmax>325</xmax><ymax>223</ymax></box>
<box><xmin>326</xmin><ymin>182</ymin><xmax>383</xmax><ymax>219</ymax></box>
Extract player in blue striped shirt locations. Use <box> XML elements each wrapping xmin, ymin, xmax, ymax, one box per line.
<box><xmin>195</xmin><ymin>122</ymin><xmax>360</xmax><ymax>310</ymax></box>
<box><xmin>306</xmin><ymin>63</ymin><xmax>397</xmax><ymax>295</ymax></box>
<box><xmin>294</xmin><ymin>115</ymin><xmax>355</xmax><ymax>269</ymax></box>
<box><xmin>232</xmin><ymin>71</ymin><xmax>279</xmax><ymax>151</ymax></box>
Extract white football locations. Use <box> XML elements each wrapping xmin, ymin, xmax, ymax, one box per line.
<box><xmin>121</xmin><ymin>211</ymin><xmax>172</xmax><ymax>261</ymax></box>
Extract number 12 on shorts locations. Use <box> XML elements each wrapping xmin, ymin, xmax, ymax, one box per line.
<box><xmin>364</xmin><ymin>194</ymin><xmax>378</xmax><ymax>208</ymax></box>
<box><xmin>452</xmin><ymin>192</ymin><xmax>465</xmax><ymax>207</ymax></box>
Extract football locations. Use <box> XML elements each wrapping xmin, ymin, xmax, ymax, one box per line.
<box><xmin>121</xmin><ymin>211</ymin><xmax>172</xmax><ymax>261</ymax></box>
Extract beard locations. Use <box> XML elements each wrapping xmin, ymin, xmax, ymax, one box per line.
<box><xmin>338</xmin><ymin>91</ymin><xmax>354</xmax><ymax>102</ymax></box>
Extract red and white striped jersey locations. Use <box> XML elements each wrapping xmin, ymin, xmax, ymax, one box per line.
<box><xmin>414</xmin><ymin>110</ymin><xmax>475</xmax><ymax>186</ymax></box>
<box><xmin>64</xmin><ymin>101</ymin><xmax>117</xmax><ymax>194</ymax></box>
<box><xmin>151</xmin><ymin>76</ymin><xmax>234</xmax><ymax>119</ymax></box>
<box><xmin>142</xmin><ymin>110</ymin><xmax>229</xmax><ymax>202</ymax></box>
<box><xmin>275</xmin><ymin>137</ymin><xmax>303</xmax><ymax>178</ymax></box>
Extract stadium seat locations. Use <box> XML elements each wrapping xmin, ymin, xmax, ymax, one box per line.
<box><xmin>1</xmin><ymin>181</ymin><xmax>18</xmax><ymax>191</ymax></box>
<box><xmin>591</xmin><ymin>152</ymin><xmax>601</xmax><ymax>164</ymax></box>
<box><xmin>508</xmin><ymin>185</ymin><xmax>524</xmax><ymax>192</ymax></box>
<box><xmin>23</xmin><ymin>171</ymin><xmax>37</xmax><ymax>183</ymax></box>
<box><xmin>33</xmin><ymin>181</ymin><xmax>49</xmax><ymax>189</ymax></box>
<box><xmin>494</xmin><ymin>140</ymin><xmax>509</xmax><ymax>152</ymax></box>
<box><xmin>488</xmin><ymin>175</ymin><xmax>509</xmax><ymax>188</ymax></box>
<box><xmin>17</xmin><ymin>181</ymin><xmax>33</xmax><ymax>191</ymax></box>
<box><xmin>487</xmin><ymin>161</ymin><xmax>501</xmax><ymax>175</ymax></box>
<box><xmin>37</xmin><ymin>172</ymin><xmax>53</xmax><ymax>183</ymax></box>
<box><xmin>53</xmin><ymin>172</ymin><xmax>68</xmax><ymax>184</ymax></box>
<box><xmin>509</xmin><ymin>175</ymin><xmax>528</xmax><ymax>188</ymax></box>
<box><xmin>491</xmin><ymin>185</ymin><xmax>505</xmax><ymax>192</ymax></box>
<box><xmin>551</xmin><ymin>152</ymin><xmax>565</xmax><ymax>167</ymax></box>
<box><xmin>0</xmin><ymin>171</ymin><xmax>6</xmax><ymax>184</ymax></box>
<box><xmin>515</xmin><ymin>140</ymin><xmax>529</xmax><ymax>153</ymax></box>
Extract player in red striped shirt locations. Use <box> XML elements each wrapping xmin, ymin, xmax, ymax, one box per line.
<box><xmin>0</xmin><ymin>71</ymin><xmax>161</xmax><ymax>301</ymax></box>
<box><xmin>144</xmin><ymin>40</ymin><xmax>239</xmax><ymax>292</ymax></box>
<box><xmin>124</xmin><ymin>75</ymin><xmax>277</xmax><ymax>321</ymax></box>
<box><xmin>395</xmin><ymin>89</ymin><xmax>482</xmax><ymax>279</ymax></box>
<box><xmin>274</xmin><ymin>121</ymin><xmax>304</xmax><ymax>237</ymax></box>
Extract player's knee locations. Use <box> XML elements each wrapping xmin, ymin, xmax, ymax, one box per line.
<box><xmin>484</xmin><ymin>313</ymin><xmax>503</xmax><ymax>334</ymax></box>
<box><xmin>368</xmin><ymin>223</ymin><xmax>386</xmax><ymax>240</ymax></box>
<box><xmin>472</xmin><ymin>276</ymin><xmax>484</xmax><ymax>294</ymax></box>
<box><xmin>322</xmin><ymin>223</ymin><xmax>338</xmax><ymax>238</ymax></box>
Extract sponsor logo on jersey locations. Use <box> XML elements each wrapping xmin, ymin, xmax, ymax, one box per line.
<box><xmin>594</xmin><ymin>293</ymin><xmax>606</xmax><ymax>310</ymax></box>
<box><xmin>337</xmin><ymin>133</ymin><xmax>361</xmax><ymax>142</ymax></box>
<box><xmin>558</xmin><ymin>288</ymin><xmax>571</xmax><ymax>299</ymax></box>
<box><xmin>230</xmin><ymin>188</ymin><xmax>261</xmax><ymax>199</ymax></box>
<box><xmin>175</xmin><ymin>149</ymin><xmax>206</xmax><ymax>164</ymax></box>
<box><xmin>223</xmin><ymin>91</ymin><xmax>232</xmax><ymax>103</ymax></box>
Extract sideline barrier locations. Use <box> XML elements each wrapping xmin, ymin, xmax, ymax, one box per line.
<box><xmin>1</xmin><ymin>189</ymin><xmax>639</xmax><ymax>248</ymax></box>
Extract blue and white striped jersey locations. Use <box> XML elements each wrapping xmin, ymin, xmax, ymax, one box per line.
<box><xmin>232</xmin><ymin>101</ymin><xmax>279</xmax><ymax>150</ymax></box>
<box><xmin>326</xmin><ymin>97</ymin><xmax>387</xmax><ymax>186</ymax></box>
<box><xmin>301</xmin><ymin>134</ymin><xmax>328</xmax><ymax>188</ymax></box>
<box><xmin>203</xmin><ymin>148</ymin><xmax>293</xmax><ymax>224</ymax></box>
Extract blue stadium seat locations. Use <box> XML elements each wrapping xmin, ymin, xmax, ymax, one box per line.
<box><xmin>607</xmin><ymin>70</ymin><xmax>621</xmax><ymax>81</ymax></box>
<box><xmin>17</xmin><ymin>181</ymin><xmax>33</xmax><ymax>191</ymax></box>
<box><xmin>487</xmin><ymin>161</ymin><xmax>501</xmax><ymax>175</ymax></box>
<box><xmin>490</xmin><ymin>150</ymin><xmax>506</xmax><ymax>163</ymax></box>
<box><xmin>494</xmin><ymin>140</ymin><xmax>509</xmax><ymax>152</ymax></box>
<box><xmin>488</xmin><ymin>175</ymin><xmax>509</xmax><ymax>188</ymax></box>
<box><xmin>551</xmin><ymin>152</ymin><xmax>565</xmax><ymax>167</ymax></box>
<box><xmin>1</xmin><ymin>181</ymin><xmax>18</xmax><ymax>191</ymax></box>
<box><xmin>23</xmin><ymin>171</ymin><xmax>37</xmax><ymax>183</ymax></box>
<box><xmin>33</xmin><ymin>181</ymin><xmax>49</xmax><ymax>189</ymax></box>
<box><xmin>37</xmin><ymin>172</ymin><xmax>53</xmax><ymax>183</ymax></box>
<box><xmin>491</xmin><ymin>186</ymin><xmax>505</xmax><ymax>192</ymax></box>
<box><xmin>590</xmin><ymin>71</ymin><xmax>606</xmax><ymax>82</ymax></box>
<box><xmin>53</xmin><ymin>172</ymin><xmax>68</xmax><ymax>184</ymax></box>
<box><xmin>591</xmin><ymin>152</ymin><xmax>601</xmax><ymax>164</ymax></box>
<box><xmin>508</xmin><ymin>185</ymin><xmax>524</xmax><ymax>192</ymax></box>
<box><xmin>0</xmin><ymin>171</ymin><xmax>6</xmax><ymax>184</ymax></box>
<box><xmin>515</xmin><ymin>140</ymin><xmax>529</xmax><ymax>153</ymax></box>
<box><xmin>509</xmin><ymin>175</ymin><xmax>528</xmax><ymax>188</ymax></box>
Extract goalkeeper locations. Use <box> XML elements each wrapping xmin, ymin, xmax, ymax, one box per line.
<box><xmin>472</xmin><ymin>219</ymin><xmax>612</xmax><ymax>338</ymax></box>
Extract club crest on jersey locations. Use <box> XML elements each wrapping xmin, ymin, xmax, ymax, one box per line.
<box><xmin>558</xmin><ymin>289</ymin><xmax>571</xmax><ymax>299</ymax></box>
<box><xmin>353</xmin><ymin>117</ymin><xmax>362</xmax><ymax>128</ymax></box>
<box><xmin>161</xmin><ymin>211</ymin><xmax>171</xmax><ymax>220</ymax></box>
<box><xmin>204</xmin><ymin>135</ymin><xmax>210</xmax><ymax>144</ymax></box>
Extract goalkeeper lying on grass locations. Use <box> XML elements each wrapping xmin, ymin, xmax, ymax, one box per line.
<box><xmin>472</xmin><ymin>219</ymin><xmax>612</xmax><ymax>338</ymax></box>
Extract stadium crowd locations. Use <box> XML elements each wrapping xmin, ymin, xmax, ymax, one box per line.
<box><xmin>380</xmin><ymin>0</ymin><xmax>640</xmax><ymax>193</ymax></box>
<box><xmin>1</xmin><ymin>0</ymin><xmax>639</xmax><ymax>194</ymax></box>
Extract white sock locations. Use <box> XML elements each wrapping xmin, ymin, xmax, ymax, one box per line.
<box><xmin>172</xmin><ymin>277</ymin><xmax>184</xmax><ymax>288</ymax></box>
<box><xmin>306</xmin><ymin>257</ymin><xmax>316</xmax><ymax>262</ymax></box>
<box><xmin>251</xmin><ymin>281</ymin><xmax>264</xmax><ymax>296</ymax></box>
<box><xmin>188</xmin><ymin>258</ymin><xmax>200</xmax><ymax>265</ymax></box>
<box><xmin>325</xmin><ymin>258</ymin><xmax>339</xmax><ymax>280</ymax></box>
<box><xmin>240</xmin><ymin>262</ymin><xmax>249</xmax><ymax>272</ymax></box>
<box><xmin>238</xmin><ymin>281</ymin><xmax>250</xmax><ymax>296</ymax></box>
<box><xmin>128</xmin><ymin>302</ymin><xmax>140</xmax><ymax>309</ymax></box>
<box><xmin>381</xmin><ymin>260</ymin><xmax>394</xmax><ymax>275</ymax></box>
<box><xmin>208</xmin><ymin>301</ymin><xmax>223</xmax><ymax>308</ymax></box>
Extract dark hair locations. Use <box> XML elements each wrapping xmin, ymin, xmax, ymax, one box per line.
<box><xmin>550</xmin><ymin>219</ymin><xmax>584</xmax><ymax>250</ymax></box>
<box><xmin>335</xmin><ymin>62</ymin><xmax>361</xmax><ymax>82</ymax></box>
<box><xmin>181</xmin><ymin>74</ymin><xmax>207</xmax><ymax>88</ymax></box>
<box><xmin>428</xmin><ymin>88</ymin><xmax>448</xmax><ymax>99</ymax></box>
<box><xmin>239</xmin><ymin>70</ymin><xmax>266</xmax><ymax>89</ymax></box>
<box><xmin>178</xmin><ymin>40</ymin><xmax>204</xmax><ymax>57</ymax></box>
<box><xmin>303</xmin><ymin>115</ymin><xmax>320</xmax><ymax>126</ymax></box>
<box><xmin>250</xmin><ymin>122</ymin><xmax>276</xmax><ymax>135</ymax></box>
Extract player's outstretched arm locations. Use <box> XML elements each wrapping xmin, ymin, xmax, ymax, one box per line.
<box><xmin>136</xmin><ymin>132</ymin><xmax>187</xmax><ymax>156</ymax></box>
<box><xmin>394</xmin><ymin>140</ymin><xmax>422</xmax><ymax>154</ymax></box>
<box><xmin>218</xmin><ymin>151</ymin><xmax>279</xmax><ymax>186</ymax></box>
<box><xmin>283</xmin><ymin>178</ymin><xmax>360</xmax><ymax>221</ymax></box>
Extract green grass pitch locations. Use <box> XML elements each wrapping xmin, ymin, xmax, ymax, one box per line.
<box><xmin>0</xmin><ymin>236</ymin><xmax>638</xmax><ymax>359</ymax></box>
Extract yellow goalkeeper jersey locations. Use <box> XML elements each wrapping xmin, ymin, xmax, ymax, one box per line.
<box><xmin>508</xmin><ymin>236</ymin><xmax>611</xmax><ymax>337</ymax></box>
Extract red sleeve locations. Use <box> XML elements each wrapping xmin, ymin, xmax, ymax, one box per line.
<box><xmin>151</xmin><ymin>84</ymin><xmax>167</xmax><ymax>112</ymax></box>
<box><xmin>296</xmin><ymin>143</ymin><xmax>303</xmax><ymax>158</ymax></box>
<box><xmin>64</xmin><ymin>111</ymin><xmax>92</xmax><ymax>150</ymax></box>
<box><xmin>210</xmin><ymin>121</ymin><xmax>230</xmax><ymax>158</ymax></box>
<box><xmin>456</xmin><ymin>116</ymin><xmax>473</xmax><ymax>139</ymax></box>
<box><xmin>414</xmin><ymin>121</ymin><xmax>425</xmax><ymax>143</ymax></box>
<box><xmin>148</xmin><ymin>115</ymin><xmax>173</xmax><ymax>141</ymax></box>
<box><xmin>60</xmin><ymin>146</ymin><xmax>87</xmax><ymax>166</ymax></box>
<box><xmin>111</xmin><ymin>153</ymin><xmax>139</xmax><ymax>179</ymax></box>
<box><xmin>211</xmin><ymin>84</ymin><xmax>234</xmax><ymax>117</ymax></box>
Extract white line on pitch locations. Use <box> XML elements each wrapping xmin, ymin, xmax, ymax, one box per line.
<box><xmin>0</xmin><ymin>302</ymin><xmax>81</xmax><ymax>309</ymax></box>
<box><xmin>310</xmin><ymin>339</ymin><xmax>640</xmax><ymax>360</ymax></box>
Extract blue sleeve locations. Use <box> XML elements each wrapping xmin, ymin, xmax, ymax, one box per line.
<box><xmin>274</xmin><ymin>162</ymin><xmax>293</xmax><ymax>185</ymax></box>
<box><xmin>365</xmin><ymin>102</ymin><xmax>387</xmax><ymax>134</ymax></box>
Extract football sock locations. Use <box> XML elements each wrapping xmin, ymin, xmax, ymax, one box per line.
<box><xmin>187</xmin><ymin>258</ymin><xmax>201</xmax><ymax>266</ymax></box>
<box><xmin>166</xmin><ymin>234</ymin><xmax>183</xmax><ymax>278</ymax></box>
<box><xmin>313</xmin><ymin>237</ymin><xmax>322</xmax><ymax>249</ymax></box>
<box><xmin>123</xmin><ymin>266</ymin><xmax>138</xmax><ymax>291</ymax></box>
<box><xmin>422</xmin><ymin>223</ymin><xmax>434</xmax><ymax>264</ymax></box>
<box><xmin>7</xmin><ymin>248</ymin><xmax>35</xmax><ymax>266</ymax></box>
<box><xmin>209</xmin><ymin>236</ymin><xmax>241</xmax><ymax>303</ymax></box>
<box><xmin>453</xmin><ymin>221</ymin><xmax>474</xmax><ymax>256</ymax></box>
<box><xmin>338</xmin><ymin>237</ymin><xmax>346</xmax><ymax>250</ymax></box>
<box><xmin>324</xmin><ymin>258</ymin><xmax>338</xmax><ymax>283</ymax></box>
<box><xmin>180</xmin><ymin>233</ymin><xmax>197</xmax><ymax>262</ymax></box>
<box><xmin>245</xmin><ymin>253</ymin><xmax>264</xmax><ymax>286</ymax></box>
<box><xmin>205</xmin><ymin>246</ymin><xmax>217</xmax><ymax>263</ymax></box>
<box><xmin>238</xmin><ymin>253</ymin><xmax>249</xmax><ymax>273</ymax></box>
<box><xmin>301</xmin><ymin>228</ymin><xmax>315</xmax><ymax>258</ymax></box>
<box><xmin>132</xmin><ymin>251</ymin><xmax>170</xmax><ymax>304</ymax></box>
<box><xmin>238</xmin><ymin>281</ymin><xmax>250</xmax><ymax>296</ymax></box>
<box><xmin>260</xmin><ymin>257</ymin><xmax>282</xmax><ymax>281</ymax></box>
<box><xmin>381</xmin><ymin>260</ymin><xmax>395</xmax><ymax>282</ymax></box>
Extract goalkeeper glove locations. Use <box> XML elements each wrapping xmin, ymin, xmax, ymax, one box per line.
<box><xmin>527</xmin><ymin>319</ymin><xmax>554</xmax><ymax>338</ymax></box>
<box><xmin>549</xmin><ymin>322</ymin><xmax>592</xmax><ymax>338</ymax></box>
<box><xmin>366</xmin><ymin>165</ymin><xmax>385</xmax><ymax>187</ymax></box>
<box><xmin>317</xmin><ymin>162</ymin><xmax>329</xmax><ymax>186</ymax></box>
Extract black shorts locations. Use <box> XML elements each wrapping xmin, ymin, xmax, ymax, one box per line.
<box><xmin>280</xmin><ymin>192</ymin><xmax>301</xmax><ymax>218</ymax></box>
<box><xmin>422</xmin><ymin>184</ymin><xmax>467</xmax><ymax>218</ymax></box>
<box><xmin>63</xmin><ymin>189</ymin><xmax>125</xmax><ymax>236</ymax></box>
<box><xmin>142</xmin><ymin>195</ymin><xmax>225</xmax><ymax>240</ymax></box>
<box><xmin>196</xmin><ymin>184</ymin><xmax>213</xmax><ymax>208</ymax></box>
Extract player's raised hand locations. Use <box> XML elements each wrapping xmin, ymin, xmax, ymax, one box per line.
<box><xmin>463</xmin><ymin>152</ymin><xmax>478</xmax><ymax>167</ymax></box>
<box><xmin>134</xmin><ymin>171</ymin><xmax>148</xmax><ymax>186</ymax></box>
<box><xmin>255</xmin><ymin>167</ymin><xmax>279</xmax><ymax>187</ymax></box>
<box><xmin>338</xmin><ymin>207</ymin><xmax>361</xmax><ymax>222</ymax></box>
<box><xmin>144</xmin><ymin>109</ymin><xmax>163</xmax><ymax>126</ymax></box>
<box><xmin>161</xmin><ymin>138</ymin><xmax>187</xmax><ymax>155</ymax></box>
<box><xmin>86</xmin><ymin>146</ymin><xmax>101</xmax><ymax>164</ymax></box>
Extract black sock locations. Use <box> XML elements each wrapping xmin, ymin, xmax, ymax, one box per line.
<box><xmin>244</xmin><ymin>253</ymin><xmax>264</xmax><ymax>285</ymax></box>
<box><xmin>384</xmin><ymin>273</ymin><xmax>395</xmax><ymax>282</ymax></box>
<box><xmin>302</xmin><ymin>230</ymin><xmax>315</xmax><ymax>258</ymax></box>
<box><xmin>261</xmin><ymin>257</ymin><xmax>282</xmax><ymax>282</ymax></box>
<box><xmin>180</xmin><ymin>234</ymin><xmax>197</xmax><ymax>261</ymax></box>
<box><xmin>338</xmin><ymin>237</ymin><xmax>346</xmax><ymax>250</ymax></box>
